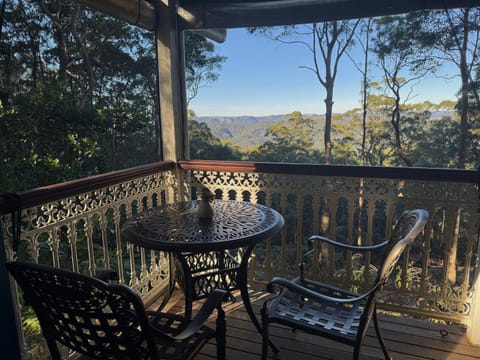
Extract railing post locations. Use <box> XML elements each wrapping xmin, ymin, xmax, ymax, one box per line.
<box><xmin>0</xmin><ymin>226</ymin><xmax>22</xmax><ymax>359</ymax></box>
<box><xmin>467</xmin><ymin>184</ymin><xmax>480</xmax><ymax>345</ymax></box>
<box><xmin>468</xmin><ymin>274</ymin><xmax>480</xmax><ymax>345</ymax></box>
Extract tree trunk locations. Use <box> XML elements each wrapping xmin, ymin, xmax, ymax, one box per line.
<box><xmin>457</xmin><ymin>9</ymin><xmax>470</xmax><ymax>169</ymax></box>
<box><xmin>447</xmin><ymin>208</ymin><xmax>461</xmax><ymax>284</ymax></box>
<box><xmin>360</xmin><ymin>19</ymin><xmax>372</xmax><ymax>166</ymax></box>
<box><xmin>390</xmin><ymin>83</ymin><xmax>413</xmax><ymax>167</ymax></box>
<box><xmin>324</xmin><ymin>84</ymin><xmax>334</xmax><ymax>165</ymax></box>
<box><xmin>72</xmin><ymin>4</ymin><xmax>94</xmax><ymax>108</ymax></box>
<box><xmin>37</xmin><ymin>0</ymin><xmax>69</xmax><ymax>85</ymax></box>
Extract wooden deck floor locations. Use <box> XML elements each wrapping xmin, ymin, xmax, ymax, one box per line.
<box><xmin>160</xmin><ymin>289</ymin><xmax>480</xmax><ymax>360</ymax></box>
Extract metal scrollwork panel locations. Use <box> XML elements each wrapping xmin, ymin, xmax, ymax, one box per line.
<box><xmin>2</xmin><ymin>170</ymin><xmax>177</xmax><ymax>295</ymax></box>
<box><xmin>182</xmin><ymin>169</ymin><xmax>479</xmax><ymax>324</ymax></box>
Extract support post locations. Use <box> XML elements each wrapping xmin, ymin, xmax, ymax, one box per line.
<box><xmin>156</xmin><ymin>0</ymin><xmax>189</xmax><ymax>162</ymax></box>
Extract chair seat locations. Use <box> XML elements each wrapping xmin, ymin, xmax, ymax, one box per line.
<box><xmin>148</xmin><ymin>312</ymin><xmax>216</xmax><ymax>359</ymax></box>
<box><xmin>267</xmin><ymin>276</ymin><xmax>366</xmax><ymax>345</ymax></box>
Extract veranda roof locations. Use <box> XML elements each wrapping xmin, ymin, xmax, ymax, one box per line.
<box><xmin>79</xmin><ymin>0</ymin><xmax>479</xmax><ymax>43</ymax></box>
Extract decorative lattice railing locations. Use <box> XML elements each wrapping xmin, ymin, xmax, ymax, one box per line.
<box><xmin>1</xmin><ymin>161</ymin><xmax>179</xmax><ymax>359</ymax></box>
<box><xmin>179</xmin><ymin>160</ymin><xmax>480</xmax><ymax>325</ymax></box>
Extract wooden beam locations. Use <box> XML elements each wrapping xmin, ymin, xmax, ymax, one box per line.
<box><xmin>78</xmin><ymin>0</ymin><xmax>156</xmax><ymax>30</ymax></box>
<box><xmin>191</xmin><ymin>29</ymin><xmax>227</xmax><ymax>43</ymax></box>
<box><xmin>179</xmin><ymin>0</ymin><xmax>479</xmax><ymax>29</ymax></box>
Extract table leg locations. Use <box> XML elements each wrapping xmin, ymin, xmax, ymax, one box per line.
<box><xmin>174</xmin><ymin>254</ymin><xmax>194</xmax><ymax>322</ymax></box>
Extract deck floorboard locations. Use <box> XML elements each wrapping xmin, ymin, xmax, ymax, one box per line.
<box><xmin>156</xmin><ymin>289</ymin><xmax>480</xmax><ymax>360</ymax></box>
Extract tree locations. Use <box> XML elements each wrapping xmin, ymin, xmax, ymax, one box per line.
<box><xmin>184</xmin><ymin>32</ymin><xmax>226</xmax><ymax>107</ymax></box>
<box><xmin>251</xmin><ymin>20</ymin><xmax>359</xmax><ymax>164</ymax></box>
<box><xmin>464</xmin><ymin>66</ymin><xmax>480</xmax><ymax>168</ymax></box>
<box><xmin>0</xmin><ymin>1</ymin><xmax>227</xmax><ymax>192</ymax></box>
<box><xmin>0</xmin><ymin>80</ymin><xmax>101</xmax><ymax>190</ymax></box>
<box><xmin>248</xmin><ymin>111</ymin><xmax>322</xmax><ymax>163</ymax></box>
<box><xmin>413</xmin><ymin>9</ymin><xmax>479</xmax><ymax>285</ymax></box>
<box><xmin>373</xmin><ymin>14</ymin><xmax>438</xmax><ymax>167</ymax></box>
<box><xmin>188</xmin><ymin>110</ymin><xmax>242</xmax><ymax>160</ymax></box>
<box><xmin>332</xmin><ymin>95</ymin><xmax>394</xmax><ymax>166</ymax></box>
<box><xmin>346</xmin><ymin>18</ymin><xmax>374</xmax><ymax>165</ymax></box>
<box><xmin>416</xmin><ymin>8</ymin><xmax>480</xmax><ymax>168</ymax></box>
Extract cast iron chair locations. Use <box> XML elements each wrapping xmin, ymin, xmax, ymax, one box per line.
<box><xmin>7</xmin><ymin>261</ymin><xmax>227</xmax><ymax>360</ymax></box>
<box><xmin>261</xmin><ymin>209</ymin><xmax>428</xmax><ymax>360</ymax></box>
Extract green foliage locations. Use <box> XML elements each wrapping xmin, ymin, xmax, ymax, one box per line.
<box><xmin>0</xmin><ymin>80</ymin><xmax>102</xmax><ymax>190</ymax></box>
<box><xmin>189</xmin><ymin>119</ymin><xmax>242</xmax><ymax>160</ymax></box>
<box><xmin>248</xmin><ymin>111</ymin><xmax>323</xmax><ymax>163</ymax></box>
<box><xmin>1</xmin><ymin>1</ymin><xmax>478</xmax><ymax>198</ymax></box>
<box><xmin>22</xmin><ymin>306</ymin><xmax>41</xmax><ymax>336</ymax></box>
<box><xmin>0</xmin><ymin>1</ymin><xmax>226</xmax><ymax>193</ymax></box>
<box><xmin>184</xmin><ymin>32</ymin><xmax>227</xmax><ymax>105</ymax></box>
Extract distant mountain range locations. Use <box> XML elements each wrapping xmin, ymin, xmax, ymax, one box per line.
<box><xmin>194</xmin><ymin>114</ymin><xmax>324</xmax><ymax>149</ymax></box>
<box><xmin>194</xmin><ymin>110</ymin><xmax>454</xmax><ymax>150</ymax></box>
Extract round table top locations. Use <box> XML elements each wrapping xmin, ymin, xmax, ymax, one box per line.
<box><xmin>121</xmin><ymin>200</ymin><xmax>285</xmax><ymax>252</ymax></box>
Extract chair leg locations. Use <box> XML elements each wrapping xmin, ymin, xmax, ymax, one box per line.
<box><xmin>373</xmin><ymin>308</ymin><xmax>392</xmax><ymax>360</ymax></box>
<box><xmin>261</xmin><ymin>304</ymin><xmax>274</xmax><ymax>359</ymax></box>
<box><xmin>45</xmin><ymin>337</ymin><xmax>62</xmax><ymax>360</ymax></box>
<box><xmin>353</xmin><ymin>344</ymin><xmax>360</xmax><ymax>360</ymax></box>
<box><xmin>261</xmin><ymin>305</ymin><xmax>268</xmax><ymax>360</ymax></box>
<box><xmin>216</xmin><ymin>305</ymin><xmax>226</xmax><ymax>360</ymax></box>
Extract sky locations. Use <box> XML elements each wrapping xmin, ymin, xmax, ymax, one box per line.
<box><xmin>188</xmin><ymin>27</ymin><xmax>461</xmax><ymax>117</ymax></box>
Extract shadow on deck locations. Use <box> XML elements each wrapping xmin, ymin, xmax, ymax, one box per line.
<box><xmin>159</xmin><ymin>289</ymin><xmax>480</xmax><ymax>360</ymax></box>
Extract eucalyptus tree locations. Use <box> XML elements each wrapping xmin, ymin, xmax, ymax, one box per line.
<box><xmin>410</xmin><ymin>8</ymin><xmax>480</xmax><ymax>285</ymax></box>
<box><xmin>0</xmin><ymin>0</ymin><xmax>227</xmax><ymax>192</ymax></box>
<box><xmin>373</xmin><ymin>14</ymin><xmax>438</xmax><ymax>167</ymax></box>
<box><xmin>251</xmin><ymin>19</ymin><xmax>360</xmax><ymax>164</ymax></box>
<box><xmin>184</xmin><ymin>32</ymin><xmax>226</xmax><ymax>107</ymax></box>
<box><xmin>415</xmin><ymin>7</ymin><xmax>480</xmax><ymax>169</ymax></box>
<box><xmin>346</xmin><ymin>18</ymin><xmax>374</xmax><ymax>165</ymax></box>
<box><xmin>248</xmin><ymin>111</ymin><xmax>322</xmax><ymax>163</ymax></box>
<box><xmin>333</xmin><ymin>93</ymin><xmax>394</xmax><ymax>166</ymax></box>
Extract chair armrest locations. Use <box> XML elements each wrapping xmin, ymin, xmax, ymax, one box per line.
<box><xmin>172</xmin><ymin>289</ymin><xmax>227</xmax><ymax>340</ymax></box>
<box><xmin>95</xmin><ymin>270</ymin><xmax>119</xmax><ymax>282</ymax></box>
<box><xmin>309</xmin><ymin>235</ymin><xmax>388</xmax><ymax>252</ymax></box>
<box><xmin>267</xmin><ymin>277</ymin><xmax>374</xmax><ymax>304</ymax></box>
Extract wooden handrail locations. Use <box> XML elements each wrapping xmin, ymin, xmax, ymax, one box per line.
<box><xmin>0</xmin><ymin>161</ymin><xmax>176</xmax><ymax>215</ymax></box>
<box><xmin>2</xmin><ymin>159</ymin><xmax>478</xmax><ymax>215</ymax></box>
<box><xmin>178</xmin><ymin>160</ymin><xmax>480</xmax><ymax>183</ymax></box>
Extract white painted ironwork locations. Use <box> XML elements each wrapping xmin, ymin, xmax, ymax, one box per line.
<box><xmin>184</xmin><ymin>168</ymin><xmax>479</xmax><ymax>325</ymax></box>
<box><xmin>1</xmin><ymin>169</ymin><xmax>177</xmax><ymax>359</ymax></box>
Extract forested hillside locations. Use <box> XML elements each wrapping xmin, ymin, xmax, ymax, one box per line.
<box><xmin>1</xmin><ymin>2</ymin><xmax>479</xmax><ymax>194</ymax></box>
<box><xmin>0</xmin><ymin>1</ymin><xmax>227</xmax><ymax>192</ymax></box>
<box><xmin>195</xmin><ymin>114</ymin><xmax>329</xmax><ymax>149</ymax></box>
<box><xmin>193</xmin><ymin>110</ymin><xmax>459</xmax><ymax>158</ymax></box>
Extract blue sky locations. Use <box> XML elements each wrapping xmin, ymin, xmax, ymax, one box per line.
<box><xmin>189</xmin><ymin>28</ymin><xmax>460</xmax><ymax>117</ymax></box>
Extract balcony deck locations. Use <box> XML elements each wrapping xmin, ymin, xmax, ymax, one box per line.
<box><xmin>161</xmin><ymin>289</ymin><xmax>480</xmax><ymax>360</ymax></box>
<box><xmin>2</xmin><ymin>162</ymin><xmax>479</xmax><ymax>358</ymax></box>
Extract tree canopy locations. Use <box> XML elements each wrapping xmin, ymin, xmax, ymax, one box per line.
<box><xmin>0</xmin><ymin>0</ymin><xmax>226</xmax><ymax>192</ymax></box>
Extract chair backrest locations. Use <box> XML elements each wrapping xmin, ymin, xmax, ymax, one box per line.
<box><xmin>377</xmin><ymin>209</ymin><xmax>429</xmax><ymax>287</ymax></box>
<box><xmin>357</xmin><ymin>209</ymin><xmax>428</xmax><ymax>340</ymax></box>
<box><xmin>7</xmin><ymin>261</ymin><xmax>158</xmax><ymax>360</ymax></box>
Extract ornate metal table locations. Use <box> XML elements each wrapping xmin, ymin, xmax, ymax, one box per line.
<box><xmin>121</xmin><ymin>199</ymin><xmax>284</xmax><ymax>335</ymax></box>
